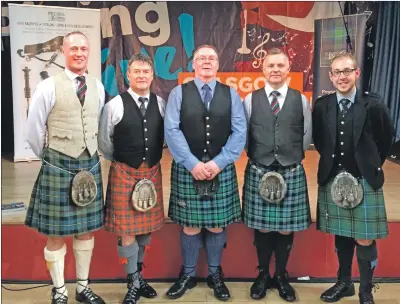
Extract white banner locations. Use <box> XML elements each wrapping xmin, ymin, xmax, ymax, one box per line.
<box><xmin>8</xmin><ymin>4</ymin><xmax>101</xmax><ymax>162</ymax></box>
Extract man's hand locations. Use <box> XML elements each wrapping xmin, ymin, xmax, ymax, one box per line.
<box><xmin>204</xmin><ymin>160</ymin><xmax>221</xmax><ymax>180</ymax></box>
<box><xmin>191</xmin><ymin>162</ymin><xmax>212</xmax><ymax>180</ymax></box>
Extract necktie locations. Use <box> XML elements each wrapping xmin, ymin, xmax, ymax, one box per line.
<box><xmin>270</xmin><ymin>90</ymin><xmax>281</xmax><ymax>116</ymax></box>
<box><xmin>202</xmin><ymin>84</ymin><xmax>212</xmax><ymax>110</ymax></box>
<box><xmin>339</xmin><ymin>98</ymin><xmax>351</xmax><ymax>114</ymax></box>
<box><xmin>76</xmin><ymin>76</ymin><xmax>87</xmax><ymax>106</ymax></box>
<box><xmin>138</xmin><ymin>97</ymin><xmax>147</xmax><ymax>117</ymax></box>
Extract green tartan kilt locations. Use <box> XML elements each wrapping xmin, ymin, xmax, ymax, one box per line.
<box><xmin>242</xmin><ymin>161</ymin><xmax>311</xmax><ymax>232</ymax></box>
<box><xmin>25</xmin><ymin>148</ymin><xmax>104</xmax><ymax>236</ymax></box>
<box><xmin>168</xmin><ymin>160</ymin><xmax>241</xmax><ymax>228</ymax></box>
<box><xmin>317</xmin><ymin>176</ymin><xmax>388</xmax><ymax>240</ymax></box>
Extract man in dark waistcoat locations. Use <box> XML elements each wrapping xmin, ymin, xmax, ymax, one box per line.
<box><xmin>242</xmin><ymin>48</ymin><xmax>312</xmax><ymax>302</ymax></box>
<box><xmin>164</xmin><ymin>44</ymin><xmax>247</xmax><ymax>301</ymax></box>
<box><xmin>313</xmin><ymin>53</ymin><xmax>394</xmax><ymax>304</ymax></box>
<box><xmin>98</xmin><ymin>54</ymin><xmax>166</xmax><ymax>304</ymax></box>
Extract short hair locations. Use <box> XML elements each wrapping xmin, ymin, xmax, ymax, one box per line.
<box><xmin>263</xmin><ymin>48</ymin><xmax>289</xmax><ymax>65</ymax></box>
<box><xmin>63</xmin><ymin>31</ymin><xmax>88</xmax><ymax>46</ymax></box>
<box><xmin>128</xmin><ymin>53</ymin><xmax>154</xmax><ymax>72</ymax></box>
<box><xmin>193</xmin><ymin>44</ymin><xmax>219</xmax><ymax>59</ymax></box>
<box><xmin>330</xmin><ymin>52</ymin><xmax>359</xmax><ymax>70</ymax></box>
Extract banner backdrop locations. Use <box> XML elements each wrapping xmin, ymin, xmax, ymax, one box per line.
<box><xmin>313</xmin><ymin>14</ymin><xmax>368</xmax><ymax>101</ymax></box>
<box><xmin>4</xmin><ymin>2</ymin><xmax>344</xmax><ymax>161</ymax></box>
<box><xmin>8</xmin><ymin>4</ymin><xmax>101</xmax><ymax>161</ymax></box>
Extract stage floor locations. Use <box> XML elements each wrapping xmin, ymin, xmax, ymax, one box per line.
<box><xmin>2</xmin><ymin>149</ymin><xmax>400</xmax><ymax>224</ymax></box>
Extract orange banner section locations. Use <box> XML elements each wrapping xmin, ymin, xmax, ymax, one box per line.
<box><xmin>178</xmin><ymin>72</ymin><xmax>312</xmax><ymax>102</ymax></box>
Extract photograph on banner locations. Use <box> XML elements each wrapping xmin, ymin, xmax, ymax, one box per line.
<box><xmin>8</xmin><ymin>4</ymin><xmax>101</xmax><ymax>162</ymax></box>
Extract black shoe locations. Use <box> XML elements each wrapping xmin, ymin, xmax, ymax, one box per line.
<box><xmin>122</xmin><ymin>272</ymin><xmax>141</xmax><ymax>304</ymax></box>
<box><xmin>320</xmin><ymin>281</ymin><xmax>355</xmax><ymax>302</ymax></box>
<box><xmin>206</xmin><ymin>267</ymin><xmax>230</xmax><ymax>301</ymax></box>
<box><xmin>359</xmin><ymin>283</ymin><xmax>379</xmax><ymax>304</ymax></box>
<box><xmin>51</xmin><ymin>287</ymin><xmax>68</xmax><ymax>304</ymax></box>
<box><xmin>271</xmin><ymin>274</ymin><xmax>296</xmax><ymax>302</ymax></box>
<box><xmin>137</xmin><ymin>271</ymin><xmax>157</xmax><ymax>298</ymax></box>
<box><xmin>166</xmin><ymin>267</ymin><xmax>197</xmax><ymax>299</ymax></box>
<box><xmin>359</xmin><ymin>292</ymin><xmax>374</xmax><ymax>304</ymax></box>
<box><xmin>75</xmin><ymin>286</ymin><xmax>105</xmax><ymax>304</ymax></box>
<box><xmin>250</xmin><ymin>267</ymin><xmax>271</xmax><ymax>300</ymax></box>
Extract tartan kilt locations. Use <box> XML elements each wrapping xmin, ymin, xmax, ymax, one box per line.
<box><xmin>104</xmin><ymin>160</ymin><xmax>164</xmax><ymax>236</ymax></box>
<box><xmin>168</xmin><ymin>160</ymin><xmax>241</xmax><ymax>228</ymax></box>
<box><xmin>242</xmin><ymin>161</ymin><xmax>311</xmax><ymax>232</ymax></box>
<box><xmin>25</xmin><ymin>148</ymin><xmax>104</xmax><ymax>236</ymax></box>
<box><xmin>317</xmin><ymin>176</ymin><xmax>388</xmax><ymax>240</ymax></box>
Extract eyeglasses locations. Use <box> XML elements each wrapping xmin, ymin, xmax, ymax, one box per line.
<box><xmin>330</xmin><ymin>68</ymin><xmax>357</xmax><ymax>77</ymax></box>
<box><xmin>194</xmin><ymin>56</ymin><xmax>218</xmax><ymax>63</ymax></box>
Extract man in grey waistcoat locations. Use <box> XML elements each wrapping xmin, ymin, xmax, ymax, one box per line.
<box><xmin>242</xmin><ymin>48</ymin><xmax>312</xmax><ymax>302</ymax></box>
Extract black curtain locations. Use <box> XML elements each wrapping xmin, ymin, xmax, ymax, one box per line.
<box><xmin>370</xmin><ymin>1</ymin><xmax>400</xmax><ymax>143</ymax></box>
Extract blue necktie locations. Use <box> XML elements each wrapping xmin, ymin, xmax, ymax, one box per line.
<box><xmin>202</xmin><ymin>84</ymin><xmax>212</xmax><ymax>110</ymax></box>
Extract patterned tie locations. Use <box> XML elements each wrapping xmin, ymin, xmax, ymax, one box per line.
<box><xmin>270</xmin><ymin>90</ymin><xmax>281</xmax><ymax>116</ymax></box>
<box><xmin>202</xmin><ymin>84</ymin><xmax>212</xmax><ymax>110</ymax></box>
<box><xmin>76</xmin><ymin>76</ymin><xmax>87</xmax><ymax>106</ymax></box>
<box><xmin>339</xmin><ymin>98</ymin><xmax>351</xmax><ymax>114</ymax></box>
<box><xmin>138</xmin><ymin>97</ymin><xmax>147</xmax><ymax>117</ymax></box>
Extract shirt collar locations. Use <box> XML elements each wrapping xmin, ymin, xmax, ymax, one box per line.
<box><xmin>128</xmin><ymin>88</ymin><xmax>150</xmax><ymax>102</ymax></box>
<box><xmin>64</xmin><ymin>68</ymin><xmax>86</xmax><ymax>81</ymax></box>
<box><xmin>336</xmin><ymin>87</ymin><xmax>357</xmax><ymax>105</ymax></box>
<box><xmin>194</xmin><ymin>78</ymin><xmax>217</xmax><ymax>92</ymax></box>
<box><xmin>264</xmin><ymin>82</ymin><xmax>288</xmax><ymax>99</ymax></box>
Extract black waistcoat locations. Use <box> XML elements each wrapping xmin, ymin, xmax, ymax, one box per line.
<box><xmin>179</xmin><ymin>81</ymin><xmax>231</xmax><ymax>160</ymax></box>
<box><xmin>113</xmin><ymin>92</ymin><xmax>164</xmax><ymax>169</ymax></box>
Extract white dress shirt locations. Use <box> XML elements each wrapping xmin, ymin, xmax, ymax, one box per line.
<box><xmin>25</xmin><ymin>69</ymin><xmax>105</xmax><ymax>158</ymax></box>
<box><xmin>98</xmin><ymin>88</ymin><xmax>166</xmax><ymax>161</ymax></box>
<box><xmin>243</xmin><ymin>83</ymin><xmax>313</xmax><ymax>151</ymax></box>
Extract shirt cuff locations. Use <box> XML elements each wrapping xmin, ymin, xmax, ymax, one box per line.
<box><xmin>182</xmin><ymin>154</ymin><xmax>200</xmax><ymax>172</ymax></box>
<box><xmin>213</xmin><ymin>154</ymin><xmax>229</xmax><ymax>171</ymax></box>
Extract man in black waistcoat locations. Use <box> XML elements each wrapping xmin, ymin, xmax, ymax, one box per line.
<box><xmin>242</xmin><ymin>48</ymin><xmax>312</xmax><ymax>302</ymax></box>
<box><xmin>99</xmin><ymin>54</ymin><xmax>166</xmax><ymax>304</ymax></box>
<box><xmin>313</xmin><ymin>53</ymin><xmax>394</xmax><ymax>304</ymax></box>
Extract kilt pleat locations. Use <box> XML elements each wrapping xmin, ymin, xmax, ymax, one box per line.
<box><xmin>168</xmin><ymin>160</ymin><xmax>241</xmax><ymax>228</ymax></box>
<box><xmin>25</xmin><ymin>148</ymin><xmax>104</xmax><ymax>236</ymax></box>
<box><xmin>104</xmin><ymin>161</ymin><xmax>164</xmax><ymax>236</ymax></box>
<box><xmin>242</xmin><ymin>161</ymin><xmax>311</xmax><ymax>232</ymax></box>
<box><xmin>317</xmin><ymin>177</ymin><xmax>388</xmax><ymax>240</ymax></box>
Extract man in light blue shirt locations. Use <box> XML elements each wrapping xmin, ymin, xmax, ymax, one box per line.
<box><xmin>164</xmin><ymin>44</ymin><xmax>246</xmax><ymax>301</ymax></box>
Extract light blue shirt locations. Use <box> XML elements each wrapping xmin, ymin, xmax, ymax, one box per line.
<box><xmin>336</xmin><ymin>87</ymin><xmax>356</xmax><ymax>111</ymax></box>
<box><xmin>164</xmin><ymin>78</ymin><xmax>247</xmax><ymax>171</ymax></box>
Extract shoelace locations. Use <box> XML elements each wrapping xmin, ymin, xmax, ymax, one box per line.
<box><xmin>138</xmin><ymin>273</ymin><xmax>150</xmax><ymax>288</ymax></box>
<box><xmin>52</xmin><ymin>285</ymin><xmax>68</xmax><ymax>303</ymax></box>
<box><xmin>212</xmin><ymin>269</ymin><xmax>226</xmax><ymax>290</ymax></box>
<box><xmin>126</xmin><ymin>286</ymin><xmax>139</xmax><ymax>299</ymax></box>
<box><xmin>77</xmin><ymin>280</ymin><xmax>98</xmax><ymax>301</ymax></box>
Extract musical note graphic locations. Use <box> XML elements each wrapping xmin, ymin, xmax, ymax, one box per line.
<box><xmin>237</xmin><ymin>10</ymin><xmax>251</xmax><ymax>54</ymax></box>
<box><xmin>252</xmin><ymin>33</ymin><xmax>270</xmax><ymax>68</ymax></box>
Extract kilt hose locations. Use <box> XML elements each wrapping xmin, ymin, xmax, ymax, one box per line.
<box><xmin>104</xmin><ymin>160</ymin><xmax>164</xmax><ymax>236</ymax></box>
<box><xmin>317</xmin><ymin>176</ymin><xmax>388</xmax><ymax>240</ymax></box>
<box><xmin>168</xmin><ymin>159</ymin><xmax>241</xmax><ymax>228</ymax></box>
<box><xmin>242</xmin><ymin>160</ymin><xmax>311</xmax><ymax>232</ymax></box>
<box><xmin>25</xmin><ymin>148</ymin><xmax>104</xmax><ymax>236</ymax></box>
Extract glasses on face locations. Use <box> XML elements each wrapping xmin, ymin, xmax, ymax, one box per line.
<box><xmin>194</xmin><ymin>56</ymin><xmax>218</xmax><ymax>63</ymax></box>
<box><xmin>330</xmin><ymin>68</ymin><xmax>357</xmax><ymax>77</ymax></box>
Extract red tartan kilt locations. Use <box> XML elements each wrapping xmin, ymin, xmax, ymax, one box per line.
<box><xmin>104</xmin><ymin>160</ymin><xmax>165</xmax><ymax>236</ymax></box>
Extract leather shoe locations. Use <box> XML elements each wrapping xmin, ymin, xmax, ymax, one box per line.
<box><xmin>75</xmin><ymin>286</ymin><xmax>105</xmax><ymax>304</ymax></box>
<box><xmin>359</xmin><ymin>292</ymin><xmax>375</xmax><ymax>304</ymax></box>
<box><xmin>271</xmin><ymin>275</ymin><xmax>296</xmax><ymax>302</ymax></box>
<box><xmin>206</xmin><ymin>267</ymin><xmax>230</xmax><ymax>301</ymax></box>
<box><xmin>250</xmin><ymin>267</ymin><xmax>271</xmax><ymax>300</ymax></box>
<box><xmin>137</xmin><ymin>271</ymin><xmax>157</xmax><ymax>298</ymax></box>
<box><xmin>166</xmin><ymin>267</ymin><xmax>197</xmax><ymax>299</ymax></box>
<box><xmin>320</xmin><ymin>281</ymin><xmax>355</xmax><ymax>302</ymax></box>
<box><xmin>51</xmin><ymin>287</ymin><xmax>68</xmax><ymax>304</ymax></box>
